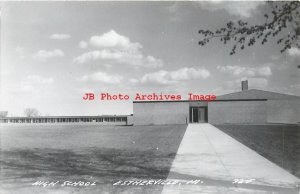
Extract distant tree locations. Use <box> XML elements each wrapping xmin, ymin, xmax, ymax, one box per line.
<box><xmin>24</xmin><ymin>108</ymin><xmax>39</xmax><ymax>117</ymax></box>
<box><xmin>0</xmin><ymin>111</ymin><xmax>8</xmax><ymax>118</ymax></box>
<box><xmin>198</xmin><ymin>1</ymin><xmax>300</xmax><ymax>56</ymax></box>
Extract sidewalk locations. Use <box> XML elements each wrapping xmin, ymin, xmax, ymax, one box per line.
<box><xmin>162</xmin><ymin>123</ymin><xmax>300</xmax><ymax>194</ymax></box>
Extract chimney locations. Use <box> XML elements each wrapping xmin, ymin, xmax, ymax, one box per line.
<box><xmin>241</xmin><ymin>80</ymin><xmax>248</xmax><ymax>91</ymax></box>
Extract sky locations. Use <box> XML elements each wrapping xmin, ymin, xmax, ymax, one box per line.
<box><xmin>0</xmin><ymin>1</ymin><xmax>299</xmax><ymax>116</ymax></box>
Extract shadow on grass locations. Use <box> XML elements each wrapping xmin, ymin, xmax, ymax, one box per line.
<box><xmin>0</xmin><ymin>147</ymin><xmax>176</xmax><ymax>185</ymax></box>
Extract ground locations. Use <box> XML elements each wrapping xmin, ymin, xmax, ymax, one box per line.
<box><xmin>0</xmin><ymin>123</ymin><xmax>299</xmax><ymax>194</ymax></box>
<box><xmin>0</xmin><ymin>124</ymin><xmax>187</xmax><ymax>194</ymax></box>
<box><xmin>215</xmin><ymin>124</ymin><xmax>300</xmax><ymax>179</ymax></box>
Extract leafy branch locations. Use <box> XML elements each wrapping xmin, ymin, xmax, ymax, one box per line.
<box><xmin>198</xmin><ymin>1</ymin><xmax>300</xmax><ymax>55</ymax></box>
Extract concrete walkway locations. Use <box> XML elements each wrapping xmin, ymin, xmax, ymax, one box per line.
<box><xmin>162</xmin><ymin>123</ymin><xmax>300</xmax><ymax>194</ymax></box>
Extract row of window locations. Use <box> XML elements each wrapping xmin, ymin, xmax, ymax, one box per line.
<box><xmin>0</xmin><ymin>117</ymin><xmax>127</xmax><ymax>123</ymax></box>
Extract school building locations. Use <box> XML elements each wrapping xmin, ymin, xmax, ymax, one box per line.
<box><xmin>133</xmin><ymin>81</ymin><xmax>300</xmax><ymax>125</ymax></box>
<box><xmin>1</xmin><ymin>81</ymin><xmax>299</xmax><ymax>126</ymax></box>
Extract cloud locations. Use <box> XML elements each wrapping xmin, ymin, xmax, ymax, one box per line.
<box><xmin>288</xmin><ymin>47</ymin><xmax>300</xmax><ymax>57</ymax></box>
<box><xmin>49</xmin><ymin>34</ymin><xmax>71</xmax><ymax>40</ymax></box>
<box><xmin>248</xmin><ymin>77</ymin><xmax>268</xmax><ymax>87</ymax></box>
<box><xmin>27</xmin><ymin>75</ymin><xmax>54</xmax><ymax>84</ymax></box>
<box><xmin>14</xmin><ymin>75</ymin><xmax>54</xmax><ymax>93</ymax></box>
<box><xmin>74</xmin><ymin>49</ymin><xmax>163</xmax><ymax>68</ymax></box>
<box><xmin>129</xmin><ymin>78</ymin><xmax>139</xmax><ymax>85</ymax></box>
<box><xmin>33</xmin><ymin>49</ymin><xmax>64</xmax><ymax>61</ymax></box>
<box><xmin>141</xmin><ymin>67</ymin><xmax>210</xmax><ymax>85</ymax></box>
<box><xmin>270</xmin><ymin>55</ymin><xmax>280</xmax><ymax>61</ymax></box>
<box><xmin>89</xmin><ymin>30</ymin><xmax>142</xmax><ymax>51</ymax></box>
<box><xmin>78</xmin><ymin>71</ymin><xmax>123</xmax><ymax>84</ymax></box>
<box><xmin>217</xmin><ymin>65</ymin><xmax>272</xmax><ymax>77</ymax></box>
<box><xmin>78</xmin><ymin>41</ymin><xmax>88</xmax><ymax>49</ymax></box>
<box><xmin>74</xmin><ymin>30</ymin><xmax>163</xmax><ymax>68</ymax></box>
<box><xmin>199</xmin><ymin>1</ymin><xmax>265</xmax><ymax>18</ymax></box>
<box><xmin>257</xmin><ymin>66</ymin><xmax>272</xmax><ymax>76</ymax></box>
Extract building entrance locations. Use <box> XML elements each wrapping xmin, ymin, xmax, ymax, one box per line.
<box><xmin>189</xmin><ymin>107</ymin><xmax>207</xmax><ymax>123</ymax></box>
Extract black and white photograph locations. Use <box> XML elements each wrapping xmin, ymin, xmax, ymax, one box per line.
<box><xmin>0</xmin><ymin>1</ymin><xmax>300</xmax><ymax>194</ymax></box>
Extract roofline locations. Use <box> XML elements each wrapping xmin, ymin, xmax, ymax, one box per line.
<box><xmin>0</xmin><ymin>115</ymin><xmax>131</xmax><ymax>119</ymax></box>
<box><xmin>133</xmin><ymin>99</ymin><xmax>268</xmax><ymax>103</ymax></box>
<box><xmin>249</xmin><ymin>89</ymin><xmax>300</xmax><ymax>97</ymax></box>
<box><xmin>217</xmin><ymin>89</ymin><xmax>300</xmax><ymax>99</ymax></box>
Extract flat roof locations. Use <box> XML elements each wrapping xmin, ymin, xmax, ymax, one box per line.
<box><xmin>133</xmin><ymin>99</ymin><xmax>268</xmax><ymax>103</ymax></box>
<box><xmin>217</xmin><ymin>89</ymin><xmax>300</xmax><ymax>100</ymax></box>
<box><xmin>0</xmin><ymin>115</ymin><xmax>130</xmax><ymax>119</ymax></box>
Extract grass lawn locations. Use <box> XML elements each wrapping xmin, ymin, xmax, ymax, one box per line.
<box><xmin>0</xmin><ymin>124</ymin><xmax>187</xmax><ymax>194</ymax></box>
<box><xmin>215</xmin><ymin>124</ymin><xmax>300</xmax><ymax>179</ymax></box>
